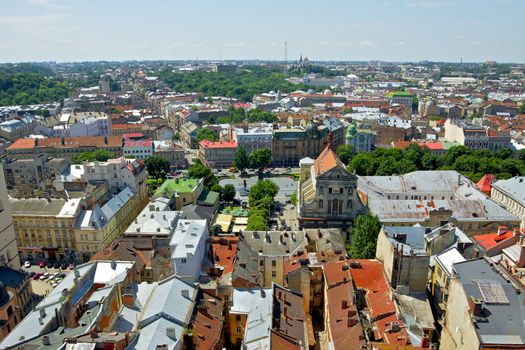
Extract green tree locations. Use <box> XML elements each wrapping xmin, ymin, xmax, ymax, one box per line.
<box><xmin>349</xmin><ymin>214</ymin><xmax>382</xmax><ymax>259</ymax></box>
<box><xmin>196</xmin><ymin>128</ymin><xmax>217</xmax><ymax>142</ymax></box>
<box><xmin>188</xmin><ymin>159</ymin><xmax>218</xmax><ymax>189</ymax></box>
<box><xmin>233</xmin><ymin>146</ymin><xmax>250</xmax><ymax>170</ymax></box>
<box><xmin>71</xmin><ymin>149</ymin><xmax>115</xmax><ymax>164</ymax></box>
<box><xmin>246</xmin><ymin>214</ymin><xmax>267</xmax><ymax>231</ymax></box>
<box><xmin>144</xmin><ymin>156</ymin><xmax>170</xmax><ymax>179</ymax></box>
<box><xmin>336</xmin><ymin>145</ymin><xmax>355</xmax><ymax>165</ymax></box>
<box><xmin>222</xmin><ymin>184</ymin><xmax>236</xmax><ymax>202</ymax></box>
<box><xmin>249</xmin><ymin>148</ymin><xmax>272</xmax><ymax>179</ymax></box>
<box><xmin>519</xmin><ymin>104</ymin><xmax>525</xmax><ymax>114</ymax></box>
<box><xmin>348</xmin><ymin>153</ymin><xmax>378</xmax><ymax>175</ymax></box>
<box><xmin>210</xmin><ymin>224</ymin><xmax>222</xmax><ymax>235</ymax></box>
<box><xmin>249</xmin><ymin>179</ymin><xmax>279</xmax><ymax>204</ymax></box>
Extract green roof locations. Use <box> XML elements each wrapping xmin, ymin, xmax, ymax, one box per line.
<box><xmin>197</xmin><ymin>190</ymin><xmax>220</xmax><ymax>206</ymax></box>
<box><xmin>153</xmin><ymin>178</ymin><xmax>201</xmax><ymax>198</ymax></box>
<box><xmin>386</xmin><ymin>91</ymin><xmax>413</xmax><ymax>98</ymax></box>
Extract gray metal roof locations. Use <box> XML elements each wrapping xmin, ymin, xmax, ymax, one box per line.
<box><xmin>453</xmin><ymin>258</ymin><xmax>525</xmax><ymax>345</ymax></box>
<box><xmin>492</xmin><ymin>177</ymin><xmax>525</xmax><ymax>207</ymax></box>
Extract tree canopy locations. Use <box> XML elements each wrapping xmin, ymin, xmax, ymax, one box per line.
<box><xmin>335</xmin><ymin>145</ymin><xmax>355</xmax><ymax>165</ymax></box>
<box><xmin>71</xmin><ymin>150</ymin><xmax>115</xmax><ymax>164</ymax></box>
<box><xmin>233</xmin><ymin>146</ymin><xmax>250</xmax><ymax>170</ymax></box>
<box><xmin>195</xmin><ymin>128</ymin><xmax>217</xmax><ymax>142</ymax></box>
<box><xmin>158</xmin><ymin>65</ymin><xmax>317</xmax><ymax>102</ymax></box>
<box><xmin>188</xmin><ymin>159</ymin><xmax>218</xmax><ymax>189</ymax></box>
<box><xmin>349</xmin><ymin>214</ymin><xmax>382</xmax><ymax>259</ymax></box>
<box><xmin>144</xmin><ymin>156</ymin><xmax>170</xmax><ymax>179</ymax></box>
<box><xmin>246</xmin><ymin>179</ymin><xmax>279</xmax><ymax>231</ymax></box>
<box><xmin>348</xmin><ymin>144</ymin><xmax>522</xmax><ymax>182</ymax></box>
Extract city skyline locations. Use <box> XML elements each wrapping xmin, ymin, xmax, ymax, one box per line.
<box><xmin>0</xmin><ymin>0</ymin><xmax>523</xmax><ymax>63</ymax></box>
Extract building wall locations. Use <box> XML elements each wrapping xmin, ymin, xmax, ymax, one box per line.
<box><xmin>199</xmin><ymin>146</ymin><xmax>237</xmax><ymax>169</ymax></box>
<box><xmin>0</xmin><ymin>297</ymin><xmax>20</xmax><ymax>341</ymax></box>
<box><xmin>492</xmin><ymin>186</ymin><xmax>525</xmax><ymax>228</ymax></box>
<box><xmin>439</xmin><ymin>278</ymin><xmax>480</xmax><ymax>350</ymax></box>
<box><xmin>171</xmin><ymin>226</ymin><xmax>209</xmax><ymax>282</ymax></box>
<box><xmin>0</xmin><ymin>164</ymin><xmax>20</xmax><ymax>269</ymax></box>
<box><xmin>14</xmin><ymin>212</ymin><xmax>77</xmax><ymax>262</ymax></box>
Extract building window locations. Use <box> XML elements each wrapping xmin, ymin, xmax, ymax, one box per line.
<box><xmin>272</xmin><ymin>271</ymin><xmax>277</xmax><ymax>278</ymax></box>
<box><xmin>319</xmin><ymin>187</ymin><xmax>324</xmax><ymax>195</ymax></box>
<box><xmin>271</xmin><ymin>260</ymin><xmax>276</xmax><ymax>267</ymax></box>
<box><xmin>236</xmin><ymin>314</ymin><xmax>241</xmax><ymax>321</ymax></box>
<box><xmin>319</xmin><ymin>200</ymin><xmax>323</xmax><ymax>209</ymax></box>
<box><xmin>328</xmin><ymin>188</ymin><xmax>332</xmax><ymax>194</ymax></box>
<box><xmin>181</xmin><ymin>258</ymin><xmax>187</xmax><ymax>264</ymax></box>
<box><xmin>340</xmin><ymin>188</ymin><xmax>343</xmax><ymax>194</ymax></box>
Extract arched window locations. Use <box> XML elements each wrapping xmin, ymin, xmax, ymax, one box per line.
<box><xmin>319</xmin><ymin>186</ymin><xmax>324</xmax><ymax>195</ymax></box>
<box><xmin>319</xmin><ymin>199</ymin><xmax>324</xmax><ymax>209</ymax></box>
<box><xmin>347</xmin><ymin>200</ymin><xmax>352</xmax><ymax>209</ymax></box>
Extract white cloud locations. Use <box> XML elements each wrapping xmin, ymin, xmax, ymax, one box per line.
<box><xmin>28</xmin><ymin>0</ymin><xmax>71</xmax><ymax>10</ymax></box>
<box><xmin>359</xmin><ymin>40</ymin><xmax>373</xmax><ymax>47</ymax></box>
<box><xmin>391</xmin><ymin>41</ymin><xmax>407</xmax><ymax>46</ymax></box>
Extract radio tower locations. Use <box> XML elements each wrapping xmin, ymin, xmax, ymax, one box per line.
<box><xmin>283</xmin><ymin>41</ymin><xmax>288</xmax><ymax>72</ymax></box>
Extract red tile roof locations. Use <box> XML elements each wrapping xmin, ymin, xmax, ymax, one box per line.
<box><xmin>313</xmin><ymin>144</ymin><xmax>341</xmax><ymax>177</ymax></box>
<box><xmin>199</xmin><ymin>140</ymin><xmax>237</xmax><ymax>149</ymax></box>
<box><xmin>476</xmin><ymin>174</ymin><xmax>496</xmax><ymax>194</ymax></box>
<box><xmin>325</xmin><ymin>262</ymin><xmax>365</xmax><ymax>349</ymax></box>
<box><xmin>210</xmin><ymin>237</ymin><xmax>238</xmax><ymax>274</ymax></box>
<box><xmin>124</xmin><ymin>139</ymin><xmax>152</xmax><ymax>147</ymax></box>
<box><xmin>350</xmin><ymin>259</ymin><xmax>411</xmax><ymax>346</ymax></box>
<box><xmin>472</xmin><ymin>227</ymin><xmax>522</xmax><ymax>254</ymax></box>
<box><xmin>6</xmin><ymin>138</ymin><xmax>36</xmax><ymax>150</ymax></box>
<box><xmin>192</xmin><ymin>293</ymin><xmax>224</xmax><ymax>350</ymax></box>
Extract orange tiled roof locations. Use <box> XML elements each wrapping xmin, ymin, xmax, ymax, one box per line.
<box><xmin>472</xmin><ymin>227</ymin><xmax>520</xmax><ymax>252</ymax></box>
<box><xmin>6</xmin><ymin>138</ymin><xmax>36</xmax><ymax>150</ymax></box>
<box><xmin>192</xmin><ymin>294</ymin><xmax>224</xmax><ymax>350</ymax></box>
<box><xmin>476</xmin><ymin>174</ymin><xmax>496</xmax><ymax>193</ymax></box>
<box><xmin>313</xmin><ymin>144</ymin><xmax>341</xmax><ymax>177</ymax></box>
<box><xmin>210</xmin><ymin>237</ymin><xmax>238</xmax><ymax>274</ymax></box>
<box><xmin>350</xmin><ymin>259</ymin><xmax>411</xmax><ymax>346</ymax></box>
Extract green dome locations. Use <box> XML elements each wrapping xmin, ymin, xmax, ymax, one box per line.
<box><xmin>346</xmin><ymin>124</ymin><xmax>357</xmax><ymax>140</ymax></box>
<box><xmin>305</xmin><ymin>120</ymin><xmax>318</xmax><ymax>138</ymax></box>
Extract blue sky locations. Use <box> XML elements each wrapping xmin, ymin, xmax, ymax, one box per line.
<box><xmin>0</xmin><ymin>0</ymin><xmax>523</xmax><ymax>63</ymax></box>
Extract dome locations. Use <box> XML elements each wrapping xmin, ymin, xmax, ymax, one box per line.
<box><xmin>305</xmin><ymin>121</ymin><xmax>318</xmax><ymax>138</ymax></box>
<box><xmin>323</xmin><ymin>89</ymin><xmax>332</xmax><ymax>95</ymax></box>
<box><xmin>0</xmin><ymin>282</ymin><xmax>9</xmax><ymax>307</ymax></box>
<box><xmin>346</xmin><ymin>124</ymin><xmax>357</xmax><ymax>141</ymax></box>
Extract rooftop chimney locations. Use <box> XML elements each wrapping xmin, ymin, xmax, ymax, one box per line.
<box><xmin>166</xmin><ymin>327</ymin><xmax>176</xmax><ymax>340</ymax></box>
<box><xmin>111</xmin><ymin>260</ymin><xmax>117</xmax><ymax>270</ymax></box>
<box><xmin>181</xmin><ymin>289</ymin><xmax>190</xmax><ymax>299</ymax></box>
<box><xmin>468</xmin><ymin>296</ymin><xmax>483</xmax><ymax>317</ymax></box>
<box><xmin>39</xmin><ymin>308</ymin><xmax>46</xmax><ymax>319</ymax></box>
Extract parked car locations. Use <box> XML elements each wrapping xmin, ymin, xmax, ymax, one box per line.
<box><xmin>53</xmin><ymin>262</ymin><xmax>60</xmax><ymax>269</ymax></box>
<box><xmin>28</xmin><ymin>271</ymin><xmax>35</xmax><ymax>278</ymax></box>
<box><xmin>51</xmin><ymin>282</ymin><xmax>58</xmax><ymax>288</ymax></box>
<box><xmin>24</xmin><ymin>261</ymin><xmax>31</xmax><ymax>268</ymax></box>
<box><xmin>57</xmin><ymin>273</ymin><xmax>66</xmax><ymax>278</ymax></box>
<box><xmin>46</xmin><ymin>261</ymin><xmax>53</xmax><ymax>268</ymax></box>
<box><xmin>32</xmin><ymin>273</ymin><xmax>43</xmax><ymax>280</ymax></box>
<box><xmin>60</xmin><ymin>262</ymin><xmax>68</xmax><ymax>270</ymax></box>
<box><xmin>39</xmin><ymin>261</ymin><xmax>46</xmax><ymax>268</ymax></box>
<box><xmin>39</xmin><ymin>274</ymin><xmax>49</xmax><ymax>280</ymax></box>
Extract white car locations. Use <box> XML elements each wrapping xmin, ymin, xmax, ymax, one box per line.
<box><xmin>24</xmin><ymin>261</ymin><xmax>31</xmax><ymax>268</ymax></box>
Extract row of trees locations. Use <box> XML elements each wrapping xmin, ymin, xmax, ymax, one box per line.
<box><xmin>246</xmin><ymin>180</ymin><xmax>279</xmax><ymax>231</ymax></box>
<box><xmin>71</xmin><ymin>150</ymin><xmax>115</xmax><ymax>164</ymax></box>
<box><xmin>339</xmin><ymin>144</ymin><xmax>525</xmax><ymax>183</ymax></box>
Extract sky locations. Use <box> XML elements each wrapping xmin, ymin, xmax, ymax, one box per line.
<box><xmin>0</xmin><ymin>0</ymin><xmax>523</xmax><ymax>63</ymax></box>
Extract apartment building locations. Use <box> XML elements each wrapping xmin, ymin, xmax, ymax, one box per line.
<box><xmin>122</xmin><ymin>139</ymin><xmax>153</xmax><ymax>159</ymax></box>
<box><xmin>169</xmin><ymin>219</ymin><xmax>209</xmax><ymax>282</ymax></box>
<box><xmin>75</xmin><ymin>186</ymin><xmax>139</xmax><ymax>261</ymax></box>
<box><xmin>198</xmin><ymin>140</ymin><xmax>237</xmax><ymax>168</ymax></box>
<box><xmin>68</xmin><ymin>156</ymin><xmax>147</xmax><ymax>201</ymax></box>
<box><xmin>5</xmin><ymin>136</ymin><xmax>123</xmax><ymax>160</ymax></box>
<box><xmin>443</xmin><ymin>119</ymin><xmax>511</xmax><ymax>151</ymax></box>
<box><xmin>232</xmin><ymin>124</ymin><xmax>273</xmax><ymax>153</ymax></box>
<box><xmin>0</xmin><ymin>164</ymin><xmax>20</xmax><ymax>269</ymax></box>
<box><xmin>491</xmin><ymin>176</ymin><xmax>525</xmax><ymax>228</ymax></box>
<box><xmin>1</xmin><ymin>155</ymin><xmax>69</xmax><ymax>191</ymax></box>
<box><xmin>10</xmin><ymin>197</ymin><xmax>81</xmax><ymax>261</ymax></box>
